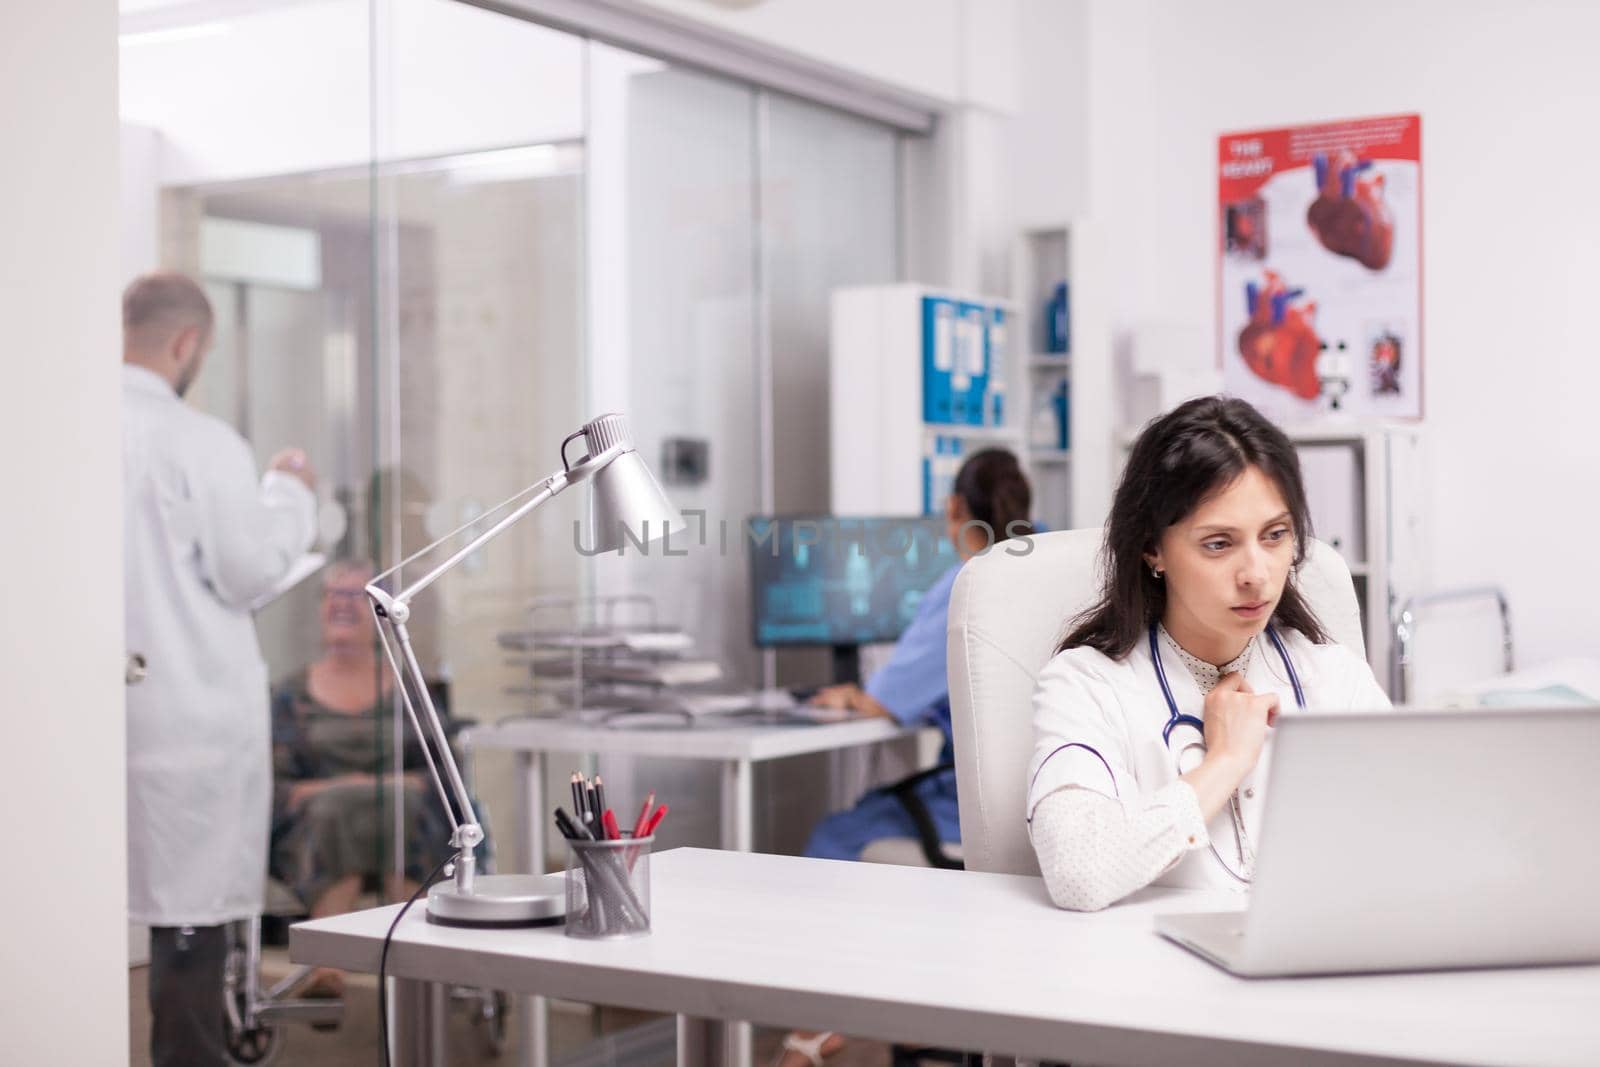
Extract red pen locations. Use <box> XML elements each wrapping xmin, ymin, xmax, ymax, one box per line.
<box><xmin>631</xmin><ymin>792</ymin><xmax>655</xmax><ymax>838</ymax></box>
<box><xmin>641</xmin><ymin>803</ymin><xmax>669</xmax><ymax>838</ymax></box>
<box><xmin>602</xmin><ymin>809</ymin><xmax>621</xmax><ymax>841</ymax></box>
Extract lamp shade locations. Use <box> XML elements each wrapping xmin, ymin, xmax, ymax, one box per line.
<box><xmin>582</xmin><ymin>415</ymin><xmax>685</xmax><ymax>553</ymax></box>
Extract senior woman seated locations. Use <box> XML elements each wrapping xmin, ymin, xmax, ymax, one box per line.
<box><xmin>269</xmin><ymin>559</ymin><xmax>452</xmax><ymax>998</ymax></box>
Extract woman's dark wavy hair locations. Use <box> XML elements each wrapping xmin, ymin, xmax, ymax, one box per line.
<box><xmin>1059</xmin><ymin>395</ymin><xmax>1326</xmax><ymax>658</ymax></box>
<box><xmin>953</xmin><ymin>448</ymin><xmax>1033</xmax><ymax>544</ymax></box>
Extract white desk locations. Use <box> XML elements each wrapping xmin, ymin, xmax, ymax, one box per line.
<box><xmin>460</xmin><ymin>714</ymin><xmax>931</xmax><ymax>1067</ymax></box>
<box><xmin>292</xmin><ymin>847</ymin><xmax>1600</xmax><ymax>1067</ymax></box>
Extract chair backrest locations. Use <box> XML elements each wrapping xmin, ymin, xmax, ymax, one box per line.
<box><xmin>946</xmin><ymin>529</ymin><xmax>1364</xmax><ymax>876</ymax></box>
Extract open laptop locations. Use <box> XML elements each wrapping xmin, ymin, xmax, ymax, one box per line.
<box><xmin>1156</xmin><ymin>706</ymin><xmax>1600</xmax><ymax>977</ymax></box>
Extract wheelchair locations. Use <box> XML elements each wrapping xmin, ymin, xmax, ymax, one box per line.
<box><xmin>221</xmin><ymin>878</ymin><xmax>513</xmax><ymax>1065</ymax></box>
<box><xmin>220</xmin><ymin>885</ymin><xmax>340</xmax><ymax>1066</ymax></box>
<box><xmin>223</xmin><ymin>717</ymin><xmax>512</xmax><ymax>1065</ymax></box>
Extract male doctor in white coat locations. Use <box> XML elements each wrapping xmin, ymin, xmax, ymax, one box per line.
<box><xmin>122</xmin><ymin>272</ymin><xmax>318</xmax><ymax>1066</ymax></box>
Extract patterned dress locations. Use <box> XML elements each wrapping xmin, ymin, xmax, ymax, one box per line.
<box><xmin>269</xmin><ymin>670</ymin><xmax>455</xmax><ymax>909</ymax></box>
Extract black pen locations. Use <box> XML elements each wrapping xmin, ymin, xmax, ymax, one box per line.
<box><xmin>570</xmin><ymin>773</ymin><xmax>586</xmax><ymax>824</ymax></box>
<box><xmin>585</xmin><ymin>783</ymin><xmax>599</xmax><ymax>828</ymax></box>
<box><xmin>593</xmin><ymin>775</ymin><xmax>608</xmax><ymax>822</ymax></box>
<box><xmin>554</xmin><ymin>806</ymin><xmax>593</xmax><ymax>842</ymax></box>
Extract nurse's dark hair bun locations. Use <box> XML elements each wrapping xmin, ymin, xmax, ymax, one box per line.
<box><xmin>953</xmin><ymin>448</ymin><xmax>1033</xmax><ymax>544</ymax></box>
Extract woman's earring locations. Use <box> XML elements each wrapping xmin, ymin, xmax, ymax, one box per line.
<box><xmin>1150</xmin><ymin>566</ymin><xmax>1163</xmax><ymax>579</ymax></box>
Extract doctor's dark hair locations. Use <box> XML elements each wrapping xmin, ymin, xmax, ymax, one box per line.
<box><xmin>1058</xmin><ymin>395</ymin><xmax>1326</xmax><ymax>658</ymax></box>
<box><xmin>953</xmin><ymin>448</ymin><xmax>1033</xmax><ymax>544</ymax></box>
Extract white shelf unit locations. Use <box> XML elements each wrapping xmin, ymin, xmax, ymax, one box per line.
<box><xmin>1115</xmin><ymin>420</ymin><xmax>1422</xmax><ymax>692</ymax></box>
<box><xmin>830</xmin><ymin>284</ymin><xmax>1020</xmax><ymax>517</ymax></box>
<box><xmin>1012</xmin><ymin>226</ymin><xmax>1073</xmax><ymax>532</ymax></box>
<box><xmin>1283</xmin><ymin>424</ymin><xmax>1423</xmax><ymax>689</ymax></box>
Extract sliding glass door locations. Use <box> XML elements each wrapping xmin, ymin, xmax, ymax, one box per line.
<box><xmin>122</xmin><ymin>1</ymin><xmax>904</xmax><ymax>1058</ymax></box>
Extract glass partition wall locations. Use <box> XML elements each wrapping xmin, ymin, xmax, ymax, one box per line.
<box><xmin>122</xmin><ymin>1</ymin><xmax>901</xmax><ymax>1059</ymax></box>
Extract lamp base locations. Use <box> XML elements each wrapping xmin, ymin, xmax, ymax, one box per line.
<box><xmin>425</xmin><ymin>873</ymin><xmax>566</xmax><ymax>929</ymax></box>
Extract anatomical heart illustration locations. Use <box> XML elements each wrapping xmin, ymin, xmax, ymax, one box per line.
<box><xmin>1307</xmin><ymin>150</ymin><xmax>1395</xmax><ymax>270</ymax></box>
<box><xmin>1237</xmin><ymin>271</ymin><xmax>1322</xmax><ymax>401</ymax></box>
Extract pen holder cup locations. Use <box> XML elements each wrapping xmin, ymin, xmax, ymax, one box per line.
<box><xmin>564</xmin><ymin>834</ymin><xmax>653</xmax><ymax>939</ymax></box>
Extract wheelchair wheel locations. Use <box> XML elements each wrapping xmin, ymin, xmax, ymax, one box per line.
<box><xmin>221</xmin><ymin>924</ymin><xmax>282</xmax><ymax>1065</ymax></box>
<box><xmin>223</xmin><ymin>1007</ymin><xmax>280</xmax><ymax>1066</ymax></box>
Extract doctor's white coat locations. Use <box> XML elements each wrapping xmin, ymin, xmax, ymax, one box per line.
<box><xmin>123</xmin><ymin>365</ymin><xmax>316</xmax><ymax>926</ymax></box>
<box><xmin>1026</xmin><ymin>625</ymin><xmax>1391</xmax><ymax>891</ymax></box>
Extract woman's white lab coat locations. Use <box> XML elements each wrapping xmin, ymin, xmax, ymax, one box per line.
<box><xmin>123</xmin><ymin>365</ymin><xmax>316</xmax><ymax>926</ymax></box>
<box><xmin>1026</xmin><ymin>625</ymin><xmax>1390</xmax><ymax>891</ymax></box>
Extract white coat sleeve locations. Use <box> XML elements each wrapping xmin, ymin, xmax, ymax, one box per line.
<box><xmin>1026</xmin><ymin>648</ymin><xmax>1209</xmax><ymax>911</ymax></box>
<box><xmin>193</xmin><ymin>431</ymin><xmax>317</xmax><ymax>610</ymax></box>
<box><xmin>1030</xmin><ymin>782</ymin><xmax>1209</xmax><ymax>912</ymax></box>
<box><xmin>1341</xmin><ymin>646</ymin><xmax>1393</xmax><ymax>711</ymax></box>
<box><xmin>1026</xmin><ymin>648</ymin><xmax>1137</xmax><ymax>816</ymax></box>
<box><xmin>1303</xmin><ymin>641</ymin><xmax>1393</xmax><ymax>712</ymax></box>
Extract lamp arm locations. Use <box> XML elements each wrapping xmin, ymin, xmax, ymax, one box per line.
<box><xmin>369</xmin><ymin>604</ymin><xmax>471</xmax><ymax>837</ymax></box>
<box><xmin>376</xmin><ymin>471</ymin><xmax>568</xmax><ymax>614</ymax></box>
<box><xmin>360</xmin><ymin>439</ymin><xmax>636</xmax><ymax>896</ymax></box>
<box><xmin>361</xmin><ymin>463</ymin><xmax>582</xmax><ymax>895</ymax></box>
<box><xmin>374</xmin><ymin>609</ymin><xmax>487</xmax><ymax>895</ymax></box>
<box><xmin>367</xmin><ymin>440</ymin><xmax>626</xmax><ymax>615</ymax></box>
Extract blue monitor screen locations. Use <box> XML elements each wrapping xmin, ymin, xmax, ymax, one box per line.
<box><xmin>747</xmin><ymin>515</ymin><xmax>959</xmax><ymax>647</ymax></box>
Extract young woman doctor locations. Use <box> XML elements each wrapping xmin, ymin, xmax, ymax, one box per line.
<box><xmin>1027</xmin><ymin>395</ymin><xmax>1389</xmax><ymax>911</ymax></box>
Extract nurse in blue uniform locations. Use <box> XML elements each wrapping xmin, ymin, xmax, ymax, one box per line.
<box><xmin>773</xmin><ymin>448</ymin><xmax>1031</xmax><ymax>1067</ymax></box>
<box><xmin>801</xmin><ymin>447</ymin><xmax>1033</xmax><ymax>861</ymax></box>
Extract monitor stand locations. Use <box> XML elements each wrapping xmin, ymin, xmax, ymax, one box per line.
<box><xmin>831</xmin><ymin>644</ymin><xmax>861</xmax><ymax>686</ymax></box>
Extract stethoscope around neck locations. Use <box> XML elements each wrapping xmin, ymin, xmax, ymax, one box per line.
<box><xmin>1148</xmin><ymin>621</ymin><xmax>1305</xmax><ymax>884</ymax></box>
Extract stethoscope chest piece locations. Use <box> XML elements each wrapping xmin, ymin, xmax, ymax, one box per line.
<box><xmin>1148</xmin><ymin>623</ymin><xmax>1305</xmax><ymax>884</ymax></box>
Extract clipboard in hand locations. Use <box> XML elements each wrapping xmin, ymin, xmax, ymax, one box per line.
<box><xmin>249</xmin><ymin>552</ymin><xmax>327</xmax><ymax>612</ymax></box>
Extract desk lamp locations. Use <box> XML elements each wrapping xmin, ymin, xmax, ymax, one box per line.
<box><xmin>366</xmin><ymin>413</ymin><xmax>683</xmax><ymax>926</ymax></box>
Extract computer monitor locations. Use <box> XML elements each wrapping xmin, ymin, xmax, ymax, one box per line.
<box><xmin>747</xmin><ymin>515</ymin><xmax>959</xmax><ymax>683</ymax></box>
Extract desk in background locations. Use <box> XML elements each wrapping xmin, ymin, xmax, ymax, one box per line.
<box><xmin>463</xmin><ymin>712</ymin><xmax>932</xmax><ymax>863</ymax></box>
<box><xmin>294</xmin><ymin>847</ymin><xmax>1600</xmax><ymax>1067</ymax></box>
<box><xmin>460</xmin><ymin>713</ymin><xmax>936</xmax><ymax>1067</ymax></box>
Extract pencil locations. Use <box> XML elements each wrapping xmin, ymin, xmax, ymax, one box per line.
<box><xmin>631</xmin><ymin>792</ymin><xmax>655</xmax><ymax>838</ymax></box>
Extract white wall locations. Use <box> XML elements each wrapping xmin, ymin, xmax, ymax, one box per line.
<box><xmin>0</xmin><ymin>0</ymin><xmax>127</xmax><ymax>1060</ymax></box>
<box><xmin>120</xmin><ymin>122</ymin><xmax>162</xmax><ymax>278</ymax></box>
<box><xmin>1079</xmin><ymin>0</ymin><xmax>1600</xmax><ymax>667</ymax></box>
<box><xmin>1009</xmin><ymin>0</ymin><xmax>1088</xmax><ymax>229</ymax></box>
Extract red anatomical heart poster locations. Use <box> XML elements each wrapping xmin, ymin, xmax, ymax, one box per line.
<box><xmin>1219</xmin><ymin>114</ymin><xmax>1421</xmax><ymax>419</ymax></box>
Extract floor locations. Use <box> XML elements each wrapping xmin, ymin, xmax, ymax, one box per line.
<box><xmin>128</xmin><ymin>945</ymin><xmax>900</xmax><ymax>1066</ymax></box>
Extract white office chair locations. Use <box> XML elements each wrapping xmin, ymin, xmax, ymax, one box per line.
<box><xmin>946</xmin><ymin>529</ymin><xmax>1365</xmax><ymax>877</ymax></box>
